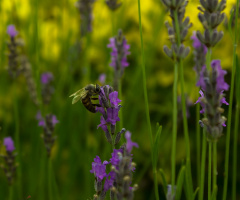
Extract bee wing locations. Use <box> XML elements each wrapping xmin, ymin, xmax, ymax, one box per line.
<box><xmin>69</xmin><ymin>88</ymin><xmax>88</xmax><ymax>104</ymax></box>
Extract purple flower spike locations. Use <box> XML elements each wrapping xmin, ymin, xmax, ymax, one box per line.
<box><xmin>3</xmin><ymin>137</ymin><xmax>15</xmax><ymax>152</ymax></box>
<box><xmin>191</xmin><ymin>32</ymin><xmax>207</xmax><ymax>54</ymax></box>
<box><xmin>104</xmin><ymin>171</ymin><xmax>115</xmax><ymax>191</ymax></box>
<box><xmin>7</xmin><ymin>25</ymin><xmax>18</xmax><ymax>37</ymax></box>
<box><xmin>109</xmin><ymin>91</ymin><xmax>121</xmax><ymax>107</ymax></box>
<box><xmin>125</xmin><ymin>131</ymin><xmax>138</xmax><ymax>153</ymax></box>
<box><xmin>41</xmin><ymin>72</ymin><xmax>54</xmax><ymax>85</ymax></box>
<box><xmin>90</xmin><ymin>156</ymin><xmax>108</xmax><ymax>181</ymax></box>
<box><xmin>36</xmin><ymin>111</ymin><xmax>46</xmax><ymax>127</ymax></box>
<box><xmin>110</xmin><ymin>149</ymin><xmax>123</xmax><ymax>167</ymax></box>
<box><xmin>195</xmin><ymin>90</ymin><xmax>205</xmax><ymax>114</ymax></box>
<box><xmin>97</xmin><ymin>116</ymin><xmax>108</xmax><ymax>133</ymax></box>
<box><xmin>106</xmin><ymin>108</ymin><xmax>120</xmax><ymax>125</ymax></box>
<box><xmin>211</xmin><ymin>60</ymin><xmax>229</xmax><ymax>93</ymax></box>
<box><xmin>196</xmin><ymin>65</ymin><xmax>207</xmax><ymax>90</ymax></box>
<box><xmin>51</xmin><ymin>115</ymin><xmax>59</xmax><ymax>126</ymax></box>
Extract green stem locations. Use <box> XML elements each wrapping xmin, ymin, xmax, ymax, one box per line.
<box><xmin>196</xmin><ymin>103</ymin><xmax>201</xmax><ymax>186</ymax></box>
<box><xmin>137</xmin><ymin>0</ymin><xmax>156</xmax><ymax>199</ymax></box>
<box><xmin>48</xmin><ymin>159</ymin><xmax>53</xmax><ymax>200</ymax></box>
<box><xmin>232</xmin><ymin>105</ymin><xmax>239</xmax><ymax>200</ymax></box>
<box><xmin>223</xmin><ymin>0</ymin><xmax>239</xmax><ymax>198</ymax></box>
<box><xmin>9</xmin><ymin>185</ymin><xmax>13</xmax><ymax>200</ymax></box>
<box><xmin>14</xmin><ymin>87</ymin><xmax>22</xmax><ymax>199</ymax></box>
<box><xmin>208</xmin><ymin>142</ymin><xmax>212</xmax><ymax>200</ymax></box>
<box><xmin>173</xmin><ymin>10</ymin><xmax>192</xmax><ymax>198</ymax></box>
<box><xmin>199</xmin><ymin>130</ymin><xmax>207</xmax><ymax>200</ymax></box>
<box><xmin>206</xmin><ymin>48</ymin><xmax>211</xmax><ymax>70</ymax></box>
<box><xmin>118</xmin><ymin>79</ymin><xmax>123</xmax><ymax>132</ymax></box>
<box><xmin>171</xmin><ymin>62</ymin><xmax>178</xmax><ymax>190</ymax></box>
<box><xmin>213</xmin><ymin>141</ymin><xmax>217</xmax><ymax>200</ymax></box>
<box><xmin>222</xmin><ymin>25</ymin><xmax>237</xmax><ymax>200</ymax></box>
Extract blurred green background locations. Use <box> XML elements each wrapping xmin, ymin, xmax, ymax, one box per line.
<box><xmin>0</xmin><ymin>0</ymin><xmax>239</xmax><ymax>199</ymax></box>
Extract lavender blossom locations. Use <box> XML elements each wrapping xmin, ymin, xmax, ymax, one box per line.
<box><xmin>7</xmin><ymin>25</ymin><xmax>18</xmax><ymax>38</ymax></box>
<box><xmin>99</xmin><ymin>73</ymin><xmax>106</xmax><ymax>85</ymax></box>
<box><xmin>166</xmin><ymin>184</ymin><xmax>176</xmax><ymax>200</ymax></box>
<box><xmin>105</xmin><ymin>0</ymin><xmax>122</xmax><ymax>10</ymax></box>
<box><xmin>196</xmin><ymin>0</ymin><xmax>225</xmax><ymax>47</ymax></box>
<box><xmin>90</xmin><ymin>131</ymin><xmax>138</xmax><ymax>199</ymax></box>
<box><xmin>191</xmin><ymin>32</ymin><xmax>207</xmax><ymax>78</ymax></box>
<box><xmin>41</xmin><ymin>72</ymin><xmax>55</xmax><ymax>104</ymax></box>
<box><xmin>75</xmin><ymin>0</ymin><xmax>96</xmax><ymax>37</ymax></box>
<box><xmin>36</xmin><ymin>111</ymin><xmax>59</xmax><ymax>157</ymax></box>
<box><xmin>0</xmin><ymin>136</ymin><xmax>17</xmax><ymax>185</ymax></box>
<box><xmin>161</xmin><ymin>0</ymin><xmax>192</xmax><ymax>60</ymax></box>
<box><xmin>195</xmin><ymin>60</ymin><xmax>229</xmax><ymax>140</ymax></box>
<box><xmin>96</xmin><ymin>85</ymin><xmax>122</xmax><ymax>145</ymax></box>
<box><xmin>107</xmin><ymin>30</ymin><xmax>130</xmax><ymax>90</ymax></box>
<box><xmin>3</xmin><ymin>137</ymin><xmax>15</xmax><ymax>152</ymax></box>
<box><xmin>6</xmin><ymin>25</ymin><xmax>21</xmax><ymax>78</ymax></box>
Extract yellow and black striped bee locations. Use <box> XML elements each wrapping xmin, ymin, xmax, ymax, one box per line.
<box><xmin>69</xmin><ymin>84</ymin><xmax>101</xmax><ymax>113</ymax></box>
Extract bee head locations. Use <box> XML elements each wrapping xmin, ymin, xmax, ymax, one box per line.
<box><xmin>95</xmin><ymin>84</ymin><xmax>101</xmax><ymax>94</ymax></box>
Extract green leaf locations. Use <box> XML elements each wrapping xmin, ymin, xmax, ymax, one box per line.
<box><xmin>228</xmin><ymin>9</ymin><xmax>235</xmax><ymax>41</ymax></box>
<box><xmin>159</xmin><ymin>168</ymin><xmax>168</xmax><ymax>196</ymax></box>
<box><xmin>175</xmin><ymin>166</ymin><xmax>185</xmax><ymax>200</ymax></box>
<box><xmin>193</xmin><ymin>187</ymin><xmax>199</xmax><ymax>200</ymax></box>
<box><xmin>211</xmin><ymin>185</ymin><xmax>218</xmax><ymax>200</ymax></box>
<box><xmin>153</xmin><ymin>124</ymin><xmax>162</xmax><ymax>168</ymax></box>
<box><xmin>236</xmin><ymin>55</ymin><xmax>240</xmax><ymax>105</ymax></box>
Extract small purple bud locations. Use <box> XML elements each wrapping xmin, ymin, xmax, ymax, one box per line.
<box><xmin>3</xmin><ymin>137</ymin><xmax>15</xmax><ymax>152</ymax></box>
<box><xmin>41</xmin><ymin>72</ymin><xmax>54</xmax><ymax>85</ymax></box>
<box><xmin>99</xmin><ymin>73</ymin><xmax>106</xmax><ymax>84</ymax></box>
<box><xmin>7</xmin><ymin>25</ymin><xmax>18</xmax><ymax>37</ymax></box>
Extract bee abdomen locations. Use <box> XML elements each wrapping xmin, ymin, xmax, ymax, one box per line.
<box><xmin>82</xmin><ymin>96</ymin><xmax>96</xmax><ymax>113</ymax></box>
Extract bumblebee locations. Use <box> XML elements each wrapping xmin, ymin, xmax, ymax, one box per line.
<box><xmin>69</xmin><ymin>84</ymin><xmax>101</xmax><ymax>113</ymax></box>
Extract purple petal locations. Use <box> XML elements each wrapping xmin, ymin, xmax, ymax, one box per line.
<box><xmin>7</xmin><ymin>25</ymin><xmax>18</xmax><ymax>37</ymax></box>
<box><xmin>125</xmin><ymin>131</ymin><xmax>139</xmax><ymax>153</ymax></box>
<box><xmin>109</xmin><ymin>91</ymin><xmax>121</xmax><ymax>107</ymax></box>
<box><xmin>3</xmin><ymin>137</ymin><xmax>15</xmax><ymax>152</ymax></box>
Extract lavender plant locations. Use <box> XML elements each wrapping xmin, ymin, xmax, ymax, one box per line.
<box><xmin>90</xmin><ymin>131</ymin><xmax>138</xmax><ymax>200</ymax></box>
<box><xmin>195</xmin><ymin>60</ymin><xmax>229</xmax><ymax>140</ymax></box>
<box><xmin>6</xmin><ymin>25</ymin><xmax>39</xmax><ymax>106</ymax></box>
<box><xmin>107</xmin><ymin>30</ymin><xmax>130</xmax><ymax>91</ymax></box>
<box><xmin>75</xmin><ymin>0</ymin><xmax>96</xmax><ymax>37</ymax></box>
<box><xmin>41</xmin><ymin>72</ymin><xmax>55</xmax><ymax>105</ymax></box>
<box><xmin>105</xmin><ymin>0</ymin><xmax>122</xmax><ymax>11</ymax></box>
<box><xmin>160</xmin><ymin>0</ymin><xmax>193</xmax><ymax>198</ymax></box>
<box><xmin>0</xmin><ymin>137</ymin><xmax>17</xmax><ymax>185</ymax></box>
<box><xmin>36</xmin><ymin>111</ymin><xmax>59</xmax><ymax>157</ymax></box>
<box><xmin>194</xmin><ymin>0</ymin><xmax>228</xmax><ymax>199</ymax></box>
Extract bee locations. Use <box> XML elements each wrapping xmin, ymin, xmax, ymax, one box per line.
<box><xmin>69</xmin><ymin>84</ymin><xmax>101</xmax><ymax>113</ymax></box>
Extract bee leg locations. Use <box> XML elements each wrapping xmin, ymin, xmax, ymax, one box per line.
<box><xmin>92</xmin><ymin>104</ymin><xmax>101</xmax><ymax>107</ymax></box>
<box><xmin>91</xmin><ymin>98</ymin><xmax>99</xmax><ymax>100</ymax></box>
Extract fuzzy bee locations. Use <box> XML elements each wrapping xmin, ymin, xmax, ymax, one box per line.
<box><xmin>69</xmin><ymin>84</ymin><xmax>101</xmax><ymax>113</ymax></box>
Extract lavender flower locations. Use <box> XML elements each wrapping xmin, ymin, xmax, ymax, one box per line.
<box><xmin>196</xmin><ymin>0</ymin><xmax>225</xmax><ymax>47</ymax></box>
<box><xmin>36</xmin><ymin>111</ymin><xmax>59</xmax><ymax>157</ymax></box>
<box><xmin>3</xmin><ymin>137</ymin><xmax>15</xmax><ymax>152</ymax></box>
<box><xmin>0</xmin><ymin>137</ymin><xmax>17</xmax><ymax>185</ymax></box>
<box><xmin>99</xmin><ymin>73</ymin><xmax>106</xmax><ymax>85</ymax></box>
<box><xmin>96</xmin><ymin>85</ymin><xmax>123</xmax><ymax>145</ymax></box>
<box><xmin>90</xmin><ymin>156</ymin><xmax>108</xmax><ymax>181</ymax></box>
<box><xmin>75</xmin><ymin>0</ymin><xmax>96</xmax><ymax>37</ymax></box>
<box><xmin>90</xmin><ymin>131</ymin><xmax>138</xmax><ymax>199</ymax></box>
<box><xmin>7</xmin><ymin>25</ymin><xmax>18</xmax><ymax>38</ymax></box>
<box><xmin>41</xmin><ymin>72</ymin><xmax>55</xmax><ymax>104</ymax></box>
<box><xmin>191</xmin><ymin>32</ymin><xmax>207</xmax><ymax>78</ymax></box>
<box><xmin>162</xmin><ymin>0</ymin><xmax>192</xmax><ymax>60</ymax></box>
<box><xmin>107</xmin><ymin>30</ymin><xmax>130</xmax><ymax>90</ymax></box>
<box><xmin>195</xmin><ymin>60</ymin><xmax>229</xmax><ymax>140</ymax></box>
<box><xmin>166</xmin><ymin>184</ymin><xmax>176</xmax><ymax>200</ymax></box>
<box><xmin>125</xmin><ymin>131</ymin><xmax>139</xmax><ymax>153</ymax></box>
<box><xmin>6</xmin><ymin>25</ymin><xmax>21</xmax><ymax>78</ymax></box>
<box><xmin>105</xmin><ymin>0</ymin><xmax>122</xmax><ymax>10</ymax></box>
